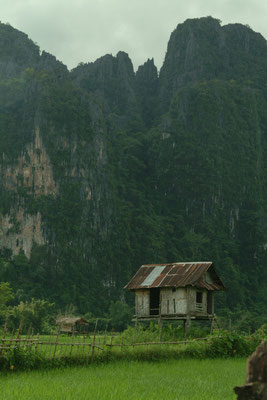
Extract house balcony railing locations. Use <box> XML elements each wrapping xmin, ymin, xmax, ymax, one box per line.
<box><xmin>196</xmin><ymin>303</ymin><xmax>204</xmax><ymax>312</ymax></box>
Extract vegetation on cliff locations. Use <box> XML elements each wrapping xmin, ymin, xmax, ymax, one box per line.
<box><xmin>0</xmin><ymin>17</ymin><xmax>266</xmax><ymax>329</ymax></box>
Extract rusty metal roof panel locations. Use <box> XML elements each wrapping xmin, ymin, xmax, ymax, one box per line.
<box><xmin>151</xmin><ymin>265</ymin><xmax>173</xmax><ymax>287</ymax></box>
<box><xmin>141</xmin><ymin>265</ymin><xmax>166</xmax><ymax>287</ymax></box>
<box><xmin>124</xmin><ymin>265</ymin><xmax>154</xmax><ymax>290</ymax></box>
<box><xmin>158</xmin><ymin>262</ymin><xmax>209</xmax><ymax>287</ymax></box>
<box><xmin>125</xmin><ymin>261</ymin><xmax>225</xmax><ymax>291</ymax></box>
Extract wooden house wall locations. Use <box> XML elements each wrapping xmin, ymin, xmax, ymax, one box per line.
<box><xmin>135</xmin><ymin>287</ymin><xmax>215</xmax><ymax>318</ymax></box>
<box><xmin>135</xmin><ymin>289</ymin><xmax>150</xmax><ymax>317</ymax></box>
<box><xmin>160</xmin><ymin>288</ymin><xmax>187</xmax><ymax>315</ymax></box>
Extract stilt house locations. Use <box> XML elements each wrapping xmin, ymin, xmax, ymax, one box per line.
<box><xmin>125</xmin><ymin>262</ymin><xmax>225</xmax><ymax>323</ymax></box>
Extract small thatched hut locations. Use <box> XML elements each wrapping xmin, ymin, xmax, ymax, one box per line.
<box><xmin>56</xmin><ymin>317</ymin><xmax>88</xmax><ymax>334</ymax></box>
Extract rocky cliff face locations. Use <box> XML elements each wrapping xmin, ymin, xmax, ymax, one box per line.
<box><xmin>135</xmin><ymin>58</ymin><xmax>158</xmax><ymax>128</ymax></box>
<box><xmin>2</xmin><ymin>126</ymin><xmax>57</xmax><ymax>197</ymax></box>
<box><xmin>0</xmin><ymin>18</ymin><xmax>266</xmax><ymax>318</ymax></box>
<box><xmin>0</xmin><ymin>125</ymin><xmax>57</xmax><ymax>256</ymax></box>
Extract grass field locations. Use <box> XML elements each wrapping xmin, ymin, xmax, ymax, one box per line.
<box><xmin>0</xmin><ymin>358</ymin><xmax>245</xmax><ymax>399</ymax></box>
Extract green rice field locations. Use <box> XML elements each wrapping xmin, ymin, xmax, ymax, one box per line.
<box><xmin>0</xmin><ymin>358</ymin><xmax>245</xmax><ymax>400</ymax></box>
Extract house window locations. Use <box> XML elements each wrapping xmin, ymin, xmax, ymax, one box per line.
<box><xmin>196</xmin><ymin>292</ymin><xmax>203</xmax><ymax>303</ymax></box>
<box><xmin>172</xmin><ymin>287</ymin><xmax>176</xmax><ymax>292</ymax></box>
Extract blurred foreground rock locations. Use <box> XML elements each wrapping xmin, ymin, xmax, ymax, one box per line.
<box><xmin>234</xmin><ymin>341</ymin><xmax>267</xmax><ymax>399</ymax></box>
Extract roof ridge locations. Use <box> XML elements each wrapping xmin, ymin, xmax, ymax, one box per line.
<box><xmin>142</xmin><ymin>261</ymin><xmax>212</xmax><ymax>266</ymax></box>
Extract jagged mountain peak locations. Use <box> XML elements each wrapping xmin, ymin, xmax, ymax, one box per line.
<box><xmin>136</xmin><ymin>58</ymin><xmax>158</xmax><ymax>78</ymax></box>
<box><xmin>0</xmin><ymin>22</ymin><xmax>40</xmax><ymax>78</ymax></box>
<box><xmin>159</xmin><ymin>16</ymin><xmax>267</xmax><ymax>111</ymax></box>
<box><xmin>71</xmin><ymin>50</ymin><xmax>136</xmax><ymax>116</ymax></box>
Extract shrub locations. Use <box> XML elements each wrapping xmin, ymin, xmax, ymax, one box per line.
<box><xmin>206</xmin><ymin>331</ymin><xmax>260</xmax><ymax>358</ymax></box>
<box><xmin>0</xmin><ymin>347</ymin><xmax>45</xmax><ymax>371</ymax></box>
<box><xmin>7</xmin><ymin>298</ymin><xmax>56</xmax><ymax>334</ymax></box>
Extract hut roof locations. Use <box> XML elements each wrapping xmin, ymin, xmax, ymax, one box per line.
<box><xmin>56</xmin><ymin>317</ymin><xmax>88</xmax><ymax>326</ymax></box>
<box><xmin>124</xmin><ymin>262</ymin><xmax>225</xmax><ymax>291</ymax></box>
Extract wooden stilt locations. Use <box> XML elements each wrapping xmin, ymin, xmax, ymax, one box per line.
<box><xmin>185</xmin><ymin>315</ymin><xmax>191</xmax><ymax>338</ymax></box>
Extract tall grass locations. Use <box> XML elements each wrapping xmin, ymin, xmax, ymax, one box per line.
<box><xmin>0</xmin><ymin>358</ymin><xmax>245</xmax><ymax>400</ymax></box>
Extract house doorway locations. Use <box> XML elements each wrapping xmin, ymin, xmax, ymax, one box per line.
<box><xmin>150</xmin><ymin>288</ymin><xmax>160</xmax><ymax>315</ymax></box>
<box><xmin>207</xmin><ymin>292</ymin><xmax>213</xmax><ymax>314</ymax></box>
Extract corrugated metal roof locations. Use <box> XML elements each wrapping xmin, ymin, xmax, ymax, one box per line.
<box><xmin>125</xmin><ymin>262</ymin><xmax>225</xmax><ymax>291</ymax></box>
<box><xmin>141</xmin><ymin>266</ymin><xmax>166</xmax><ymax>286</ymax></box>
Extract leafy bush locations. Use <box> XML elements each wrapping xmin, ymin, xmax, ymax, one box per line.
<box><xmin>252</xmin><ymin>324</ymin><xmax>267</xmax><ymax>341</ymax></box>
<box><xmin>206</xmin><ymin>331</ymin><xmax>260</xmax><ymax>358</ymax></box>
<box><xmin>0</xmin><ymin>347</ymin><xmax>44</xmax><ymax>371</ymax></box>
<box><xmin>0</xmin><ymin>282</ymin><xmax>14</xmax><ymax>324</ymax></box>
<box><xmin>8</xmin><ymin>348</ymin><xmax>40</xmax><ymax>370</ymax></box>
<box><xmin>7</xmin><ymin>298</ymin><xmax>56</xmax><ymax>334</ymax></box>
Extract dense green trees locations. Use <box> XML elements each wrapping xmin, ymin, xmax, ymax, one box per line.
<box><xmin>0</xmin><ymin>282</ymin><xmax>14</xmax><ymax>322</ymax></box>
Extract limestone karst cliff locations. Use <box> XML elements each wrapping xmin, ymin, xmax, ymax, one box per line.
<box><xmin>0</xmin><ymin>17</ymin><xmax>266</xmax><ymax>322</ymax></box>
